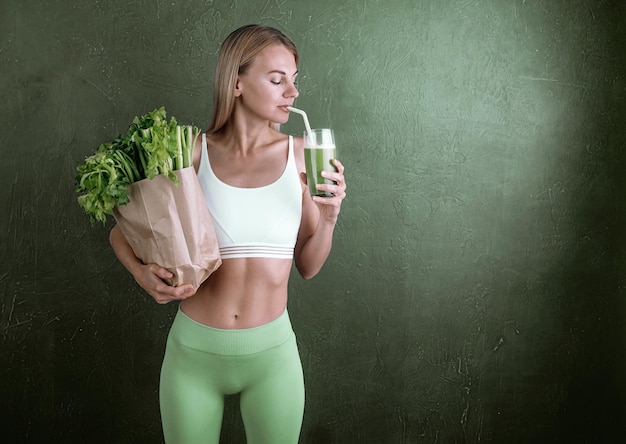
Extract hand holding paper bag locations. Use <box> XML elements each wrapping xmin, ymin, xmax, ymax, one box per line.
<box><xmin>113</xmin><ymin>167</ymin><xmax>221</xmax><ymax>289</ymax></box>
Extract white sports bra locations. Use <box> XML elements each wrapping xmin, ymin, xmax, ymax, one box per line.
<box><xmin>197</xmin><ymin>133</ymin><xmax>302</xmax><ymax>259</ymax></box>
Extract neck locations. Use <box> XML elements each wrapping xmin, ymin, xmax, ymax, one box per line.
<box><xmin>217</xmin><ymin>124</ymin><xmax>276</xmax><ymax>156</ymax></box>
<box><xmin>219</xmin><ymin>108</ymin><xmax>279</xmax><ymax>154</ymax></box>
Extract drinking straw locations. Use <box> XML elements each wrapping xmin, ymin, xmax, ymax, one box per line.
<box><xmin>287</xmin><ymin>106</ymin><xmax>313</xmax><ymax>135</ymax></box>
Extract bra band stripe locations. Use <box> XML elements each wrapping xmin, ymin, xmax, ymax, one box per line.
<box><xmin>219</xmin><ymin>245</ymin><xmax>294</xmax><ymax>259</ymax></box>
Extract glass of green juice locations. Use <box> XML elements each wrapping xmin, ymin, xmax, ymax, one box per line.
<box><xmin>304</xmin><ymin>129</ymin><xmax>337</xmax><ymax>197</ymax></box>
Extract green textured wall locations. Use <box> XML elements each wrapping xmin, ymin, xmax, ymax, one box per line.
<box><xmin>1</xmin><ymin>0</ymin><xmax>625</xmax><ymax>442</ymax></box>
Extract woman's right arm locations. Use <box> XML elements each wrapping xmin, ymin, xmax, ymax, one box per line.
<box><xmin>109</xmin><ymin>224</ymin><xmax>196</xmax><ymax>304</ymax></box>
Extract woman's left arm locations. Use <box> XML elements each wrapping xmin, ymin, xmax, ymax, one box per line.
<box><xmin>294</xmin><ymin>158</ymin><xmax>347</xmax><ymax>279</ymax></box>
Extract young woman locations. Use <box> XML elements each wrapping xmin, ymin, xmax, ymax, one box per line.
<box><xmin>109</xmin><ymin>24</ymin><xmax>346</xmax><ymax>443</ymax></box>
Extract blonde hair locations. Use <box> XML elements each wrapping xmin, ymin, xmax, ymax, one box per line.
<box><xmin>208</xmin><ymin>24</ymin><xmax>299</xmax><ymax>134</ymax></box>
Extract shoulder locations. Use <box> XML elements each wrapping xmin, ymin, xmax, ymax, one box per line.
<box><xmin>193</xmin><ymin>131</ymin><xmax>222</xmax><ymax>171</ymax></box>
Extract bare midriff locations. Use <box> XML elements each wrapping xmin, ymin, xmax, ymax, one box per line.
<box><xmin>180</xmin><ymin>257</ymin><xmax>293</xmax><ymax>329</ymax></box>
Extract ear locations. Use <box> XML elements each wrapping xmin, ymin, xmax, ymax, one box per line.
<box><xmin>234</xmin><ymin>76</ymin><xmax>243</xmax><ymax>98</ymax></box>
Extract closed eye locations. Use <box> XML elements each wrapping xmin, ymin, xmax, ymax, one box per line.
<box><xmin>268</xmin><ymin>69</ymin><xmax>298</xmax><ymax>86</ymax></box>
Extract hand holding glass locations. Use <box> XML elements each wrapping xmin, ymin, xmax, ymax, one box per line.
<box><xmin>304</xmin><ymin>129</ymin><xmax>337</xmax><ymax>197</ymax></box>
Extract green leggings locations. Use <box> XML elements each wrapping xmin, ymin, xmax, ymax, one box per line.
<box><xmin>159</xmin><ymin>308</ymin><xmax>305</xmax><ymax>444</ymax></box>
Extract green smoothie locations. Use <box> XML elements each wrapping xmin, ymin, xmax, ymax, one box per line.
<box><xmin>304</xmin><ymin>146</ymin><xmax>337</xmax><ymax>197</ymax></box>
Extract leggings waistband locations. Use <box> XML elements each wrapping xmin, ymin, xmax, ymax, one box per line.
<box><xmin>169</xmin><ymin>308</ymin><xmax>294</xmax><ymax>356</ymax></box>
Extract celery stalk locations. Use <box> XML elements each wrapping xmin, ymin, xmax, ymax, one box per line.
<box><xmin>176</xmin><ymin>125</ymin><xmax>183</xmax><ymax>170</ymax></box>
<box><xmin>181</xmin><ymin>125</ymin><xmax>191</xmax><ymax>168</ymax></box>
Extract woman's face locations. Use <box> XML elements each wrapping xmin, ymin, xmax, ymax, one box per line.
<box><xmin>235</xmin><ymin>44</ymin><xmax>299</xmax><ymax>125</ymax></box>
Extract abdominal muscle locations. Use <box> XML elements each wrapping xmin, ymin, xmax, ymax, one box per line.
<box><xmin>179</xmin><ymin>257</ymin><xmax>293</xmax><ymax>329</ymax></box>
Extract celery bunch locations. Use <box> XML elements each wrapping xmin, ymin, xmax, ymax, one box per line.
<box><xmin>75</xmin><ymin>107</ymin><xmax>200</xmax><ymax>224</ymax></box>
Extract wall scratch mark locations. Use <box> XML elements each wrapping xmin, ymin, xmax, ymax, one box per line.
<box><xmin>518</xmin><ymin>75</ymin><xmax>585</xmax><ymax>90</ymax></box>
<box><xmin>3</xmin><ymin>293</ymin><xmax>17</xmax><ymax>339</ymax></box>
<box><xmin>586</xmin><ymin>0</ymin><xmax>596</xmax><ymax>20</ymax></box>
<box><xmin>492</xmin><ymin>336</ymin><xmax>505</xmax><ymax>352</ymax></box>
<box><xmin>81</xmin><ymin>77</ymin><xmax>114</xmax><ymax>101</ymax></box>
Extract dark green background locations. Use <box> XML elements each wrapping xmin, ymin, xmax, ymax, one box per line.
<box><xmin>1</xmin><ymin>0</ymin><xmax>624</xmax><ymax>442</ymax></box>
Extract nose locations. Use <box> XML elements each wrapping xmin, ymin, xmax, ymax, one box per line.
<box><xmin>285</xmin><ymin>81</ymin><xmax>299</xmax><ymax>98</ymax></box>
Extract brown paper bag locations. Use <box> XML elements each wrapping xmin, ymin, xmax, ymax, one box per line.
<box><xmin>113</xmin><ymin>166</ymin><xmax>221</xmax><ymax>289</ymax></box>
